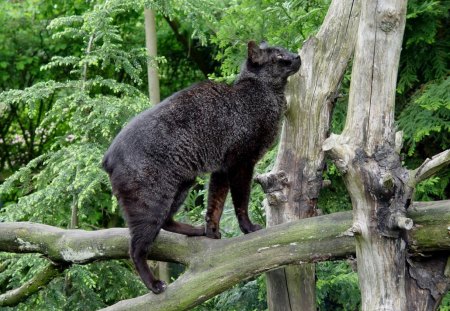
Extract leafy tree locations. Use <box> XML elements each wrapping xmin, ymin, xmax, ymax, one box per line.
<box><xmin>0</xmin><ymin>0</ymin><xmax>90</xmax><ymax>176</ymax></box>
<box><xmin>0</xmin><ymin>1</ymin><xmax>152</xmax><ymax>308</ymax></box>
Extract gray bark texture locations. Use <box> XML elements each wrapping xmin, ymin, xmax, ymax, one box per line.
<box><xmin>0</xmin><ymin>201</ymin><xmax>449</xmax><ymax>309</ymax></box>
<box><xmin>322</xmin><ymin>0</ymin><xmax>450</xmax><ymax>309</ymax></box>
<box><xmin>255</xmin><ymin>0</ymin><xmax>361</xmax><ymax>310</ymax></box>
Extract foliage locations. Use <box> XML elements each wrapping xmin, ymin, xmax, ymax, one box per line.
<box><xmin>397</xmin><ymin>0</ymin><xmax>449</xmax><ymax>96</ymax></box>
<box><xmin>0</xmin><ymin>0</ymin><xmax>152</xmax><ymax>308</ymax></box>
<box><xmin>440</xmin><ymin>294</ymin><xmax>450</xmax><ymax>310</ymax></box>
<box><xmin>395</xmin><ymin>0</ymin><xmax>450</xmax><ymax>201</ymax></box>
<box><xmin>0</xmin><ymin>254</ymin><xmax>146</xmax><ymax>311</ymax></box>
<box><xmin>211</xmin><ymin>0</ymin><xmax>330</xmax><ymax>80</ymax></box>
<box><xmin>316</xmin><ymin>261</ymin><xmax>360</xmax><ymax>311</ymax></box>
<box><xmin>144</xmin><ymin>0</ymin><xmax>224</xmax><ymax>44</ymax></box>
<box><xmin>155</xmin><ymin>17</ymin><xmax>207</xmax><ymax>99</ymax></box>
<box><xmin>318</xmin><ymin>171</ymin><xmax>352</xmax><ymax>214</ymax></box>
<box><xmin>0</xmin><ymin>1</ymin><xmax>149</xmax><ymax>227</ymax></box>
<box><xmin>194</xmin><ymin>275</ymin><xmax>267</xmax><ymax>311</ymax></box>
<box><xmin>398</xmin><ymin>77</ymin><xmax>450</xmax><ymax>160</ymax></box>
<box><xmin>0</xmin><ymin>0</ymin><xmax>90</xmax><ymax>176</ymax></box>
<box><xmin>414</xmin><ymin>175</ymin><xmax>449</xmax><ymax>201</ymax></box>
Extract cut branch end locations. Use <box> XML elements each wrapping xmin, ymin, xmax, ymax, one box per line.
<box><xmin>395</xmin><ymin>216</ymin><xmax>414</xmax><ymax>231</ymax></box>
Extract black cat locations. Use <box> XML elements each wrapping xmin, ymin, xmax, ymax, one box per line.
<box><xmin>103</xmin><ymin>41</ymin><xmax>301</xmax><ymax>294</ymax></box>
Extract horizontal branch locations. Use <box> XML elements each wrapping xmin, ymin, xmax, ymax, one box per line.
<box><xmin>410</xmin><ymin>149</ymin><xmax>450</xmax><ymax>186</ymax></box>
<box><xmin>0</xmin><ymin>201</ymin><xmax>449</xmax><ymax>310</ymax></box>
<box><xmin>0</xmin><ymin>223</ymin><xmax>204</xmax><ymax>266</ymax></box>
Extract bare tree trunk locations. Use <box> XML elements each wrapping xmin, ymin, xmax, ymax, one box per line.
<box><xmin>323</xmin><ymin>0</ymin><xmax>450</xmax><ymax>309</ymax></box>
<box><xmin>144</xmin><ymin>8</ymin><xmax>160</xmax><ymax>105</ymax></box>
<box><xmin>256</xmin><ymin>1</ymin><xmax>361</xmax><ymax>309</ymax></box>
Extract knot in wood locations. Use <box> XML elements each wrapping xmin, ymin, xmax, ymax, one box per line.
<box><xmin>379</xmin><ymin>10</ymin><xmax>400</xmax><ymax>33</ymax></box>
<box><xmin>267</xmin><ymin>191</ymin><xmax>288</xmax><ymax>206</ymax></box>
<box><xmin>254</xmin><ymin>171</ymin><xmax>289</xmax><ymax>194</ymax></box>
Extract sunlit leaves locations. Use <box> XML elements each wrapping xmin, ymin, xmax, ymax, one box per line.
<box><xmin>397</xmin><ymin>0</ymin><xmax>449</xmax><ymax>94</ymax></box>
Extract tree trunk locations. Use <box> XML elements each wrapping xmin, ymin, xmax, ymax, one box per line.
<box><xmin>257</xmin><ymin>0</ymin><xmax>361</xmax><ymax>309</ymax></box>
<box><xmin>323</xmin><ymin>0</ymin><xmax>450</xmax><ymax>309</ymax></box>
<box><xmin>144</xmin><ymin>8</ymin><xmax>160</xmax><ymax>105</ymax></box>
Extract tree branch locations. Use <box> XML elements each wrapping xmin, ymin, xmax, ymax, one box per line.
<box><xmin>0</xmin><ymin>263</ymin><xmax>62</xmax><ymax>307</ymax></box>
<box><xmin>0</xmin><ymin>223</ymin><xmax>202</xmax><ymax>266</ymax></box>
<box><xmin>0</xmin><ymin>202</ymin><xmax>449</xmax><ymax>309</ymax></box>
<box><xmin>409</xmin><ymin>149</ymin><xmax>450</xmax><ymax>186</ymax></box>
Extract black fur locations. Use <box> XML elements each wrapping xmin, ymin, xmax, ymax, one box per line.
<box><xmin>103</xmin><ymin>41</ymin><xmax>301</xmax><ymax>294</ymax></box>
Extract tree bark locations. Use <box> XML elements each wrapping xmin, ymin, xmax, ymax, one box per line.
<box><xmin>144</xmin><ymin>8</ymin><xmax>160</xmax><ymax>105</ymax></box>
<box><xmin>1</xmin><ymin>201</ymin><xmax>448</xmax><ymax>309</ymax></box>
<box><xmin>256</xmin><ymin>0</ymin><xmax>361</xmax><ymax>309</ymax></box>
<box><xmin>322</xmin><ymin>0</ymin><xmax>450</xmax><ymax>309</ymax></box>
<box><xmin>406</xmin><ymin>201</ymin><xmax>450</xmax><ymax>310</ymax></box>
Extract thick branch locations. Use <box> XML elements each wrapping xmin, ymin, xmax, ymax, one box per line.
<box><xmin>342</xmin><ymin>0</ymin><xmax>406</xmax><ymax>153</ymax></box>
<box><xmin>0</xmin><ymin>263</ymin><xmax>61</xmax><ymax>307</ymax></box>
<box><xmin>320</xmin><ymin>5</ymin><xmax>447</xmax><ymax>306</ymax></box>
<box><xmin>410</xmin><ymin>149</ymin><xmax>450</xmax><ymax>186</ymax></box>
<box><xmin>0</xmin><ymin>224</ymin><xmax>201</xmax><ymax>266</ymax></box>
<box><xmin>270</xmin><ymin>0</ymin><xmax>361</xmax><ymax>221</ymax></box>
<box><xmin>1</xmin><ymin>202</ymin><xmax>448</xmax><ymax>265</ymax></box>
<box><xmin>0</xmin><ymin>202</ymin><xmax>449</xmax><ymax>310</ymax></box>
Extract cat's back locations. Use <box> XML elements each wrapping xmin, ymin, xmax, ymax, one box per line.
<box><xmin>102</xmin><ymin>80</ymin><xmax>234</xmax><ymax>174</ymax></box>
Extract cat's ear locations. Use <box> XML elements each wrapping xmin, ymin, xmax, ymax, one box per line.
<box><xmin>248</xmin><ymin>41</ymin><xmax>265</xmax><ymax>65</ymax></box>
<box><xmin>259</xmin><ymin>41</ymin><xmax>269</xmax><ymax>49</ymax></box>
